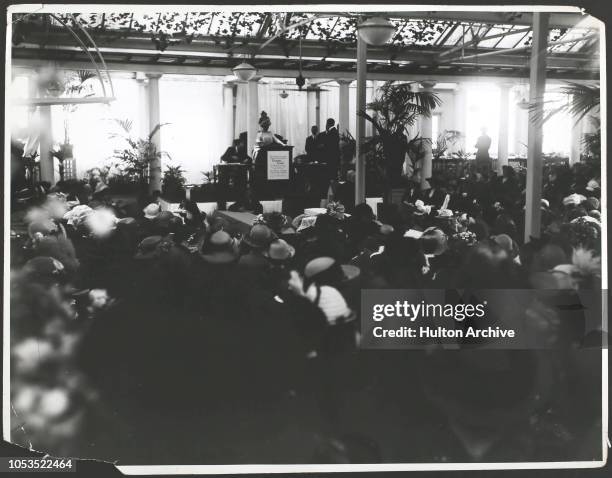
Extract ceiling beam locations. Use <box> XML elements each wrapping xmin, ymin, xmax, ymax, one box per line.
<box><xmin>11</xmin><ymin>57</ymin><xmax>599</xmax><ymax>83</ymax></box>
<box><xmin>14</xmin><ymin>30</ymin><xmax>598</xmax><ymax>70</ymax></box>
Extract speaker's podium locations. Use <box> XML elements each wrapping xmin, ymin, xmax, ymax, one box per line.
<box><xmin>253</xmin><ymin>144</ymin><xmax>294</xmax><ymax>199</ymax></box>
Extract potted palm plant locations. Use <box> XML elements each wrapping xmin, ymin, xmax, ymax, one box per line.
<box><xmin>357</xmin><ymin>81</ymin><xmax>441</xmax><ymax>202</ymax></box>
<box><xmin>109</xmin><ymin>119</ymin><xmax>170</xmax><ymax>193</ymax></box>
<box><xmin>162</xmin><ymin>164</ymin><xmax>187</xmax><ymax>201</ymax></box>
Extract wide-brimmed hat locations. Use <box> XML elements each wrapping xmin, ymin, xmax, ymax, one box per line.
<box><xmin>266</xmin><ymin>239</ymin><xmax>295</xmax><ymax>261</ymax></box>
<box><xmin>22</xmin><ymin>256</ymin><xmax>66</xmax><ymax>284</ymax></box>
<box><xmin>28</xmin><ymin>219</ymin><xmax>58</xmax><ymax>238</ymax></box>
<box><xmin>304</xmin><ymin>257</ymin><xmax>335</xmax><ymax>279</ymax></box>
<box><xmin>143</xmin><ymin>203</ymin><xmax>161</xmax><ymax>219</ymax></box>
<box><xmin>420</xmin><ymin>227</ymin><xmax>447</xmax><ymax>256</ymax></box>
<box><xmin>243</xmin><ymin>224</ymin><xmax>276</xmax><ymax>249</ymax></box>
<box><xmin>153</xmin><ymin>211</ymin><xmax>177</xmax><ymax>229</ymax></box>
<box><xmin>134</xmin><ymin>235</ymin><xmax>164</xmax><ymax>260</ymax></box>
<box><xmin>586</xmin><ymin>179</ymin><xmax>600</xmax><ymax>192</ymax></box>
<box><xmin>198</xmin><ymin>230</ymin><xmax>238</xmax><ymax>264</ymax></box>
<box><xmin>304</xmin><ymin>256</ymin><xmax>360</xmax><ymax>282</ymax></box>
<box><xmin>562</xmin><ymin>193</ymin><xmax>586</xmax><ymax>207</ymax></box>
<box><xmin>341</xmin><ymin>264</ymin><xmax>361</xmax><ymax>282</ymax></box>
<box><xmin>491</xmin><ymin>234</ymin><xmax>519</xmax><ymax>257</ymax></box>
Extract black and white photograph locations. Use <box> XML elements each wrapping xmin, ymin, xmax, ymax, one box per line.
<box><xmin>3</xmin><ymin>4</ymin><xmax>607</xmax><ymax>474</ymax></box>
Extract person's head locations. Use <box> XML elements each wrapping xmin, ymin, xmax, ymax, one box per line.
<box><xmin>502</xmin><ymin>165</ymin><xmax>514</xmax><ymax>179</ymax></box>
<box><xmin>353</xmin><ymin>202</ymin><xmax>375</xmax><ymax>223</ymax></box>
<box><xmin>243</xmin><ymin>224</ymin><xmax>276</xmax><ymax>252</ymax></box>
<box><xmin>419</xmin><ymin>227</ymin><xmax>448</xmax><ymax>256</ymax></box>
<box><xmin>326</xmin><ymin>118</ymin><xmax>335</xmax><ymax>131</ymax></box>
<box><xmin>181</xmin><ymin>200</ymin><xmax>202</xmax><ymax>221</ymax></box>
<box><xmin>311</xmin><ymin>125</ymin><xmax>319</xmax><ymax>136</ymax></box>
<box><xmin>259</xmin><ymin>111</ymin><xmax>271</xmax><ymax>131</ymax></box>
<box><xmin>480</xmin><ymin>127</ymin><xmax>488</xmax><ymax>135</ymax></box>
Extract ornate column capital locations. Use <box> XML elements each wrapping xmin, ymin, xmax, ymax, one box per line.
<box><xmin>336</xmin><ymin>79</ymin><xmax>353</xmax><ymax>86</ymax></box>
<box><xmin>420</xmin><ymin>80</ymin><xmax>436</xmax><ymax>90</ymax></box>
<box><xmin>145</xmin><ymin>73</ymin><xmax>163</xmax><ymax>80</ymax></box>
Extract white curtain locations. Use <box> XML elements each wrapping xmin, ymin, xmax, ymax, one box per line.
<box><xmin>257</xmin><ymin>83</ymin><xmax>309</xmax><ymax>155</ymax></box>
<box><xmin>160</xmin><ymin>75</ymin><xmax>226</xmax><ymax>184</ymax></box>
<box><xmin>234</xmin><ymin>83</ymin><xmax>248</xmax><ymax>138</ymax></box>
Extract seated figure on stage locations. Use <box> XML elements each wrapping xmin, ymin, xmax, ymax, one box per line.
<box><xmin>219</xmin><ymin>135</ymin><xmax>251</xmax><ymax>197</ymax></box>
<box><xmin>221</xmin><ymin>136</ymin><xmax>251</xmax><ymax>165</ymax></box>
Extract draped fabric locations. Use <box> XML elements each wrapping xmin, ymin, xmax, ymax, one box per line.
<box><xmin>257</xmin><ymin>83</ymin><xmax>309</xmax><ymax>154</ymax></box>
<box><xmin>160</xmin><ymin>76</ymin><xmax>226</xmax><ymax>184</ymax></box>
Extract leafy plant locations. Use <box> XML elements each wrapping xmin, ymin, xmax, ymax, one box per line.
<box><xmin>582</xmin><ymin>116</ymin><xmax>600</xmax><ymax>164</ymax></box>
<box><xmin>162</xmin><ymin>164</ymin><xmax>186</xmax><ymax>197</ymax></box>
<box><xmin>357</xmin><ymin>81</ymin><xmax>441</xmax><ymax>200</ymax></box>
<box><xmin>433</xmin><ymin>129</ymin><xmax>463</xmax><ymax>160</ymax></box>
<box><xmin>109</xmin><ymin>119</ymin><xmax>170</xmax><ymax>189</ymax></box>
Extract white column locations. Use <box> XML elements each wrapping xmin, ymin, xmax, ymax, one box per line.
<box><xmin>569</xmin><ymin>111</ymin><xmax>583</xmax><ymax>165</ymax></box>
<box><xmin>223</xmin><ymin>82</ymin><xmax>235</xmax><ymax>146</ymax></box>
<box><xmin>146</xmin><ymin>73</ymin><xmax>162</xmax><ymax>193</ymax></box>
<box><xmin>420</xmin><ymin>81</ymin><xmax>436</xmax><ymax>190</ymax></box>
<box><xmin>355</xmin><ymin>35</ymin><xmax>367</xmax><ymax>205</ymax></box>
<box><xmin>307</xmin><ymin>90</ymin><xmax>318</xmax><ymax>130</ymax></box>
<box><xmin>246</xmin><ymin>77</ymin><xmax>260</xmax><ymax>155</ymax></box>
<box><xmin>497</xmin><ymin>83</ymin><xmax>512</xmax><ymax>173</ymax></box>
<box><xmin>453</xmin><ymin>82</ymin><xmax>467</xmax><ymax>152</ymax></box>
<box><xmin>316</xmin><ymin>89</ymin><xmax>321</xmax><ymax>130</ymax></box>
<box><xmin>136</xmin><ymin>77</ymin><xmax>149</xmax><ymax>139</ymax></box>
<box><xmin>337</xmin><ymin>79</ymin><xmax>351</xmax><ymax>135</ymax></box>
<box><xmin>38</xmin><ymin>105</ymin><xmax>54</xmax><ymax>185</ymax></box>
<box><xmin>525</xmin><ymin>13</ymin><xmax>549</xmax><ymax>242</ymax></box>
<box><xmin>35</xmin><ymin>77</ymin><xmax>55</xmax><ymax>185</ymax></box>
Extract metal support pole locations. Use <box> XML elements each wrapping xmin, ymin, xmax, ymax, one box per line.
<box><xmin>524</xmin><ymin>12</ymin><xmax>549</xmax><ymax>241</ymax></box>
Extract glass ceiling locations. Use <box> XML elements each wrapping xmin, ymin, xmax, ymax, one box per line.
<box><xmin>18</xmin><ymin>12</ymin><xmax>596</xmax><ymax>53</ymax></box>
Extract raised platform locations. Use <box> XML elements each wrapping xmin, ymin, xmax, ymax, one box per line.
<box><xmin>214</xmin><ymin>210</ymin><xmax>257</xmax><ymax>236</ymax></box>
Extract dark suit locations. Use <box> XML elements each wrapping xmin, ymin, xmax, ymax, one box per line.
<box><xmin>221</xmin><ymin>146</ymin><xmax>249</xmax><ymax>164</ymax></box>
<box><xmin>322</xmin><ymin>126</ymin><xmax>340</xmax><ymax>180</ymax></box>
<box><xmin>220</xmin><ymin>146</ymin><xmax>250</xmax><ymax>195</ymax></box>
<box><xmin>305</xmin><ymin>134</ymin><xmax>320</xmax><ymax>160</ymax></box>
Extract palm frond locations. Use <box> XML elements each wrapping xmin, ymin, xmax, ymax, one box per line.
<box><xmin>148</xmin><ymin>123</ymin><xmax>170</xmax><ymax>141</ymax></box>
<box><xmin>527</xmin><ymin>82</ymin><xmax>600</xmax><ymax>126</ymax></box>
<box><xmin>559</xmin><ymin>82</ymin><xmax>600</xmax><ymax>123</ymax></box>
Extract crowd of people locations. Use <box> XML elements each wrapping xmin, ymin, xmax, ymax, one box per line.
<box><xmin>9</xmin><ymin>156</ymin><xmax>604</xmax><ymax>463</ymax></box>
